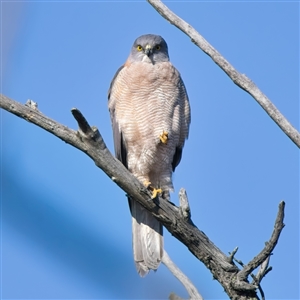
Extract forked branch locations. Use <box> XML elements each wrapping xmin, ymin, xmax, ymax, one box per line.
<box><xmin>234</xmin><ymin>201</ymin><xmax>285</xmax><ymax>289</ymax></box>
<box><xmin>1</xmin><ymin>94</ymin><xmax>285</xmax><ymax>299</ymax></box>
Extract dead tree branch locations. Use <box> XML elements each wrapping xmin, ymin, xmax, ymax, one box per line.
<box><xmin>1</xmin><ymin>94</ymin><xmax>285</xmax><ymax>299</ymax></box>
<box><xmin>234</xmin><ymin>201</ymin><xmax>285</xmax><ymax>290</ymax></box>
<box><xmin>147</xmin><ymin>0</ymin><xmax>300</xmax><ymax>149</ymax></box>
<box><xmin>162</xmin><ymin>249</ymin><xmax>203</xmax><ymax>300</ymax></box>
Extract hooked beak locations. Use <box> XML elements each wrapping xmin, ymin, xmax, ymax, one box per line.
<box><xmin>144</xmin><ymin>44</ymin><xmax>153</xmax><ymax>56</ymax></box>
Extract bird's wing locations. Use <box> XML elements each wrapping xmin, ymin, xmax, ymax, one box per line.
<box><xmin>172</xmin><ymin>76</ymin><xmax>191</xmax><ymax>171</ymax></box>
<box><xmin>108</xmin><ymin>65</ymin><xmax>128</xmax><ymax>168</ymax></box>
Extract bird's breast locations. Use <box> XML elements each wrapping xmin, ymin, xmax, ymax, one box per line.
<box><xmin>115</xmin><ymin>62</ymin><xmax>181</xmax><ymax>142</ymax></box>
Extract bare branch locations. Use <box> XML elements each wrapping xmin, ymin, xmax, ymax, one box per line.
<box><xmin>255</xmin><ymin>255</ymin><xmax>271</xmax><ymax>284</ymax></box>
<box><xmin>162</xmin><ymin>249</ymin><xmax>203</xmax><ymax>300</ymax></box>
<box><xmin>231</xmin><ymin>253</ymin><xmax>266</xmax><ymax>300</ymax></box>
<box><xmin>233</xmin><ymin>201</ymin><xmax>285</xmax><ymax>291</ymax></box>
<box><xmin>252</xmin><ymin>256</ymin><xmax>271</xmax><ymax>300</ymax></box>
<box><xmin>1</xmin><ymin>94</ymin><xmax>285</xmax><ymax>299</ymax></box>
<box><xmin>71</xmin><ymin>108</ymin><xmax>94</xmax><ymax>136</ymax></box>
<box><xmin>227</xmin><ymin>247</ymin><xmax>239</xmax><ymax>264</ymax></box>
<box><xmin>147</xmin><ymin>0</ymin><xmax>300</xmax><ymax>148</ymax></box>
<box><xmin>179</xmin><ymin>188</ymin><xmax>192</xmax><ymax>222</ymax></box>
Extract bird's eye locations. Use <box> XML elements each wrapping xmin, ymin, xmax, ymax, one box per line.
<box><xmin>155</xmin><ymin>45</ymin><xmax>161</xmax><ymax>50</ymax></box>
<box><xmin>137</xmin><ymin>45</ymin><xmax>143</xmax><ymax>51</ymax></box>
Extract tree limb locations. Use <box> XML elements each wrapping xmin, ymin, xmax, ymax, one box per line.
<box><xmin>162</xmin><ymin>249</ymin><xmax>203</xmax><ymax>300</ymax></box>
<box><xmin>230</xmin><ymin>253</ymin><xmax>266</xmax><ymax>300</ymax></box>
<box><xmin>233</xmin><ymin>201</ymin><xmax>285</xmax><ymax>290</ymax></box>
<box><xmin>147</xmin><ymin>0</ymin><xmax>300</xmax><ymax>149</ymax></box>
<box><xmin>0</xmin><ymin>94</ymin><xmax>285</xmax><ymax>299</ymax></box>
<box><xmin>178</xmin><ymin>188</ymin><xmax>192</xmax><ymax>222</ymax></box>
<box><xmin>255</xmin><ymin>255</ymin><xmax>272</xmax><ymax>284</ymax></box>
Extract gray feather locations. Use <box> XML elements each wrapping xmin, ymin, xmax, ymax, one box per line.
<box><xmin>129</xmin><ymin>197</ymin><xmax>163</xmax><ymax>277</ymax></box>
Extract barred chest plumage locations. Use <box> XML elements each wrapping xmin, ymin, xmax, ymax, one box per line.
<box><xmin>113</xmin><ymin>61</ymin><xmax>186</xmax><ymax>189</ymax></box>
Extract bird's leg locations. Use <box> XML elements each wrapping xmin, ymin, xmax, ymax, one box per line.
<box><xmin>143</xmin><ymin>180</ymin><xmax>152</xmax><ymax>187</ymax></box>
<box><xmin>159</xmin><ymin>130</ymin><xmax>168</xmax><ymax>144</ymax></box>
<box><xmin>143</xmin><ymin>181</ymin><xmax>162</xmax><ymax>199</ymax></box>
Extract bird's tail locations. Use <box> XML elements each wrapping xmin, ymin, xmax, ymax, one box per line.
<box><xmin>129</xmin><ymin>197</ymin><xmax>163</xmax><ymax>277</ymax></box>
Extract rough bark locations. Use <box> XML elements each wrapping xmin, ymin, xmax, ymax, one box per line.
<box><xmin>1</xmin><ymin>94</ymin><xmax>285</xmax><ymax>299</ymax></box>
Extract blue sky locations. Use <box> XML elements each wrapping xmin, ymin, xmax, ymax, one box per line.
<box><xmin>1</xmin><ymin>1</ymin><xmax>299</xmax><ymax>299</ymax></box>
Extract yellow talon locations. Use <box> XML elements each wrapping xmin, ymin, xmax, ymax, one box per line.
<box><xmin>143</xmin><ymin>181</ymin><xmax>162</xmax><ymax>199</ymax></box>
<box><xmin>159</xmin><ymin>130</ymin><xmax>168</xmax><ymax>144</ymax></box>
<box><xmin>150</xmin><ymin>187</ymin><xmax>162</xmax><ymax>199</ymax></box>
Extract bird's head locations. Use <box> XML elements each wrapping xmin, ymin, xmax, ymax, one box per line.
<box><xmin>128</xmin><ymin>34</ymin><xmax>169</xmax><ymax>64</ymax></box>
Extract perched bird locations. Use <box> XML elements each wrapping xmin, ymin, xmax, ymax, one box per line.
<box><xmin>108</xmin><ymin>34</ymin><xmax>191</xmax><ymax>276</ymax></box>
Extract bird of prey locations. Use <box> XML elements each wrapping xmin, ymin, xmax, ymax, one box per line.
<box><xmin>108</xmin><ymin>34</ymin><xmax>191</xmax><ymax>276</ymax></box>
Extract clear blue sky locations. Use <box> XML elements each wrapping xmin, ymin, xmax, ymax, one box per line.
<box><xmin>1</xmin><ymin>1</ymin><xmax>299</xmax><ymax>299</ymax></box>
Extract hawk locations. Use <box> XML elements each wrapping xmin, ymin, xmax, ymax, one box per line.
<box><xmin>108</xmin><ymin>34</ymin><xmax>191</xmax><ymax>276</ymax></box>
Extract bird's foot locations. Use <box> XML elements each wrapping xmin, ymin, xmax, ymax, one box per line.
<box><xmin>150</xmin><ymin>187</ymin><xmax>162</xmax><ymax>199</ymax></box>
<box><xmin>159</xmin><ymin>130</ymin><xmax>168</xmax><ymax>144</ymax></box>
<box><xmin>143</xmin><ymin>181</ymin><xmax>162</xmax><ymax>199</ymax></box>
<box><xmin>143</xmin><ymin>180</ymin><xmax>152</xmax><ymax>188</ymax></box>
